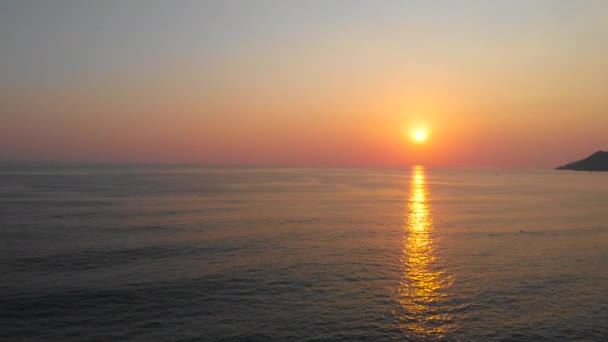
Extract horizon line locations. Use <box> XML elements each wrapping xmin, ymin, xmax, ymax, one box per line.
<box><xmin>0</xmin><ymin>158</ymin><xmax>558</xmax><ymax>171</ymax></box>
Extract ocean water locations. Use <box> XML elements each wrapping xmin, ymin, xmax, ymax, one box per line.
<box><xmin>1</xmin><ymin>164</ymin><xmax>607</xmax><ymax>341</ymax></box>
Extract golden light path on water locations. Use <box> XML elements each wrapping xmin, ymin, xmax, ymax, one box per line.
<box><xmin>397</xmin><ymin>165</ymin><xmax>454</xmax><ymax>338</ymax></box>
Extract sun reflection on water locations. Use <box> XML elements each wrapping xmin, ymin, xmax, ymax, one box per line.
<box><xmin>397</xmin><ymin>165</ymin><xmax>454</xmax><ymax>338</ymax></box>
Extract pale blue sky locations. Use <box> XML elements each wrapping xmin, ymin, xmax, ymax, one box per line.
<box><xmin>2</xmin><ymin>1</ymin><xmax>604</xmax><ymax>85</ymax></box>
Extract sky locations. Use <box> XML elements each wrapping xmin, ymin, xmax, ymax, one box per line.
<box><xmin>1</xmin><ymin>0</ymin><xmax>607</xmax><ymax>168</ymax></box>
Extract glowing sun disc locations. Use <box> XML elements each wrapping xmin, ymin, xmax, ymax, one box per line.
<box><xmin>413</xmin><ymin>130</ymin><xmax>427</xmax><ymax>143</ymax></box>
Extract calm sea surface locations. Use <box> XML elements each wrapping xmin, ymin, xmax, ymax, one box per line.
<box><xmin>1</xmin><ymin>165</ymin><xmax>607</xmax><ymax>341</ymax></box>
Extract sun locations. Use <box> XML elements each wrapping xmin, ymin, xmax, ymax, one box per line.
<box><xmin>412</xmin><ymin>130</ymin><xmax>427</xmax><ymax>143</ymax></box>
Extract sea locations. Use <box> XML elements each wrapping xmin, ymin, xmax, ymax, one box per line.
<box><xmin>1</xmin><ymin>164</ymin><xmax>607</xmax><ymax>341</ymax></box>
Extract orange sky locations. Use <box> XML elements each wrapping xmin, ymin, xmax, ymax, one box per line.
<box><xmin>1</xmin><ymin>1</ymin><xmax>607</xmax><ymax>168</ymax></box>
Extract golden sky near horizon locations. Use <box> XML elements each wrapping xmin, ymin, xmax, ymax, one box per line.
<box><xmin>1</xmin><ymin>1</ymin><xmax>607</xmax><ymax>167</ymax></box>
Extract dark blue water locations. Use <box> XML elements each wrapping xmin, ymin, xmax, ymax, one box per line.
<box><xmin>1</xmin><ymin>164</ymin><xmax>607</xmax><ymax>341</ymax></box>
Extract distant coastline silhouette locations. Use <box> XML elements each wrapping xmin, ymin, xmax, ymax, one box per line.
<box><xmin>556</xmin><ymin>151</ymin><xmax>608</xmax><ymax>171</ymax></box>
